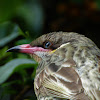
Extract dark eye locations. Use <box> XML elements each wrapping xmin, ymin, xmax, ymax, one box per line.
<box><xmin>44</xmin><ymin>41</ymin><xmax>52</xmax><ymax>49</ymax></box>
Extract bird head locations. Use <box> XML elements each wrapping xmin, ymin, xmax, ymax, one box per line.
<box><xmin>7</xmin><ymin>32</ymin><xmax>88</xmax><ymax>62</ymax></box>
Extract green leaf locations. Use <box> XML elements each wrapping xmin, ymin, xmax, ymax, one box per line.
<box><xmin>0</xmin><ymin>46</ymin><xmax>13</xmax><ymax>66</ymax></box>
<box><xmin>0</xmin><ymin>59</ymin><xmax>36</xmax><ymax>84</ymax></box>
<box><xmin>15</xmin><ymin>39</ymin><xmax>32</xmax><ymax>45</ymax></box>
<box><xmin>0</xmin><ymin>47</ymin><xmax>8</xmax><ymax>59</ymax></box>
<box><xmin>0</xmin><ymin>22</ymin><xmax>23</xmax><ymax>47</ymax></box>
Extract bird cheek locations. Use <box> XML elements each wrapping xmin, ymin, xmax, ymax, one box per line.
<box><xmin>30</xmin><ymin>54</ymin><xmax>42</xmax><ymax>63</ymax></box>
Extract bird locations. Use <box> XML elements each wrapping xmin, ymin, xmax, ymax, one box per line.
<box><xmin>7</xmin><ymin>32</ymin><xmax>100</xmax><ymax>100</ymax></box>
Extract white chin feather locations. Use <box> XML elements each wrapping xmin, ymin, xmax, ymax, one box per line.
<box><xmin>34</xmin><ymin>51</ymin><xmax>48</xmax><ymax>58</ymax></box>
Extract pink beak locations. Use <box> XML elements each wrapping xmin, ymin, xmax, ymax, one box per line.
<box><xmin>7</xmin><ymin>44</ymin><xmax>50</xmax><ymax>54</ymax></box>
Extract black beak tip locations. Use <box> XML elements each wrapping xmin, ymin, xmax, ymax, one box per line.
<box><xmin>6</xmin><ymin>46</ymin><xmax>20</xmax><ymax>52</ymax></box>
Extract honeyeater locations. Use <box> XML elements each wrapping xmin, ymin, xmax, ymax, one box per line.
<box><xmin>7</xmin><ymin>32</ymin><xmax>100</xmax><ymax>100</ymax></box>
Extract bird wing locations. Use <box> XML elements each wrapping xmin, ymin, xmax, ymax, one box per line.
<box><xmin>36</xmin><ymin>59</ymin><xmax>89</xmax><ymax>100</ymax></box>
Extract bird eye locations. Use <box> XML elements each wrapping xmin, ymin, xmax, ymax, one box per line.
<box><xmin>44</xmin><ymin>41</ymin><xmax>52</xmax><ymax>49</ymax></box>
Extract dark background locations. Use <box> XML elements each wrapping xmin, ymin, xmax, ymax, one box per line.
<box><xmin>0</xmin><ymin>0</ymin><xmax>100</xmax><ymax>100</ymax></box>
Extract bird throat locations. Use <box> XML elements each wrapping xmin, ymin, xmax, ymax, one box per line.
<box><xmin>30</xmin><ymin>54</ymin><xmax>42</xmax><ymax>63</ymax></box>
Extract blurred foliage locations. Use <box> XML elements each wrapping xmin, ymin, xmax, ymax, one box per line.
<box><xmin>1</xmin><ymin>0</ymin><xmax>100</xmax><ymax>100</ymax></box>
<box><xmin>0</xmin><ymin>59</ymin><xmax>36</xmax><ymax>84</ymax></box>
<box><xmin>0</xmin><ymin>0</ymin><xmax>44</xmax><ymax>38</ymax></box>
<box><xmin>0</xmin><ymin>0</ymin><xmax>43</xmax><ymax>100</ymax></box>
<box><xmin>0</xmin><ymin>22</ymin><xmax>21</xmax><ymax>47</ymax></box>
<box><xmin>0</xmin><ymin>21</ymin><xmax>38</xmax><ymax>99</ymax></box>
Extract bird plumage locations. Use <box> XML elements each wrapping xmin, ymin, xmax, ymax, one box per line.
<box><xmin>30</xmin><ymin>32</ymin><xmax>100</xmax><ymax>100</ymax></box>
<box><xmin>7</xmin><ymin>32</ymin><xmax>100</xmax><ymax>100</ymax></box>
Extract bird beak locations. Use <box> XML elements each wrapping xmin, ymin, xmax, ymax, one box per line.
<box><xmin>7</xmin><ymin>44</ymin><xmax>34</xmax><ymax>54</ymax></box>
<box><xmin>7</xmin><ymin>44</ymin><xmax>51</xmax><ymax>54</ymax></box>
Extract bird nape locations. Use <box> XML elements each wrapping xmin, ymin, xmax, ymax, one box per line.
<box><xmin>7</xmin><ymin>32</ymin><xmax>100</xmax><ymax>100</ymax></box>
